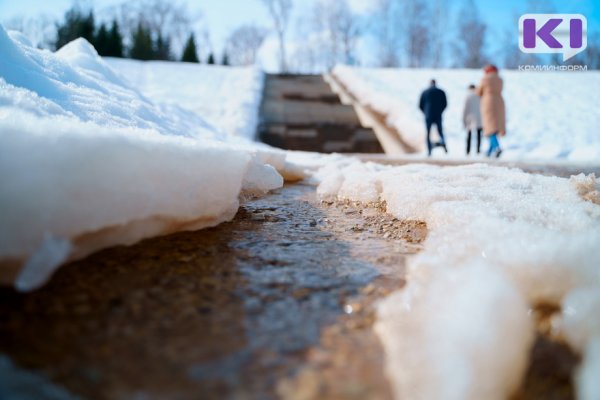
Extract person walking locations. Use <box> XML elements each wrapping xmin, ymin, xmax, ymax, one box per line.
<box><xmin>477</xmin><ymin>65</ymin><xmax>506</xmax><ymax>158</ymax></box>
<box><xmin>419</xmin><ymin>79</ymin><xmax>448</xmax><ymax>156</ymax></box>
<box><xmin>463</xmin><ymin>84</ymin><xmax>483</xmax><ymax>155</ymax></box>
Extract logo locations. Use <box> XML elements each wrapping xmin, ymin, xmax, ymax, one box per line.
<box><xmin>519</xmin><ymin>14</ymin><xmax>587</xmax><ymax>62</ymax></box>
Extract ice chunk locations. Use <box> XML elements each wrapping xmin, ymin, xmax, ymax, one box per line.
<box><xmin>242</xmin><ymin>159</ymin><xmax>284</xmax><ymax>196</ymax></box>
<box><xmin>0</xmin><ymin>26</ymin><xmax>284</xmax><ymax>288</ymax></box>
<box><xmin>376</xmin><ymin>262</ymin><xmax>533</xmax><ymax>400</ymax></box>
<box><xmin>316</xmin><ymin>160</ymin><xmax>600</xmax><ymax>398</ymax></box>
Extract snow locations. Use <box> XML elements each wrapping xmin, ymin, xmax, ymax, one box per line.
<box><xmin>316</xmin><ymin>159</ymin><xmax>600</xmax><ymax>399</ymax></box>
<box><xmin>562</xmin><ymin>287</ymin><xmax>600</xmax><ymax>353</ymax></box>
<box><xmin>1</xmin><ymin>21</ymin><xmax>598</xmax><ymax>396</ymax></box>
<box><xmin>578</xmin><ymin>338</ymin><xmax>600</xmax><ymax>400</ymax></box>
<box><xmin>104</xmin><ymin>58</ymin><xmax>264</xmax><ymax>140</ymax></box>
<box><xmin>333</xmin><ymin>66</ymin><xmax>600</xmax><ymax>162</ymax></box>
<box><xmin>377</xmin><ymin>262</ymin><xmax>532</xmax><ymax>400</ymax></box>
<box><xmin>0</xmin><ymin>25</ymin><xmax>283</xmax><ymax>291</ymax></box>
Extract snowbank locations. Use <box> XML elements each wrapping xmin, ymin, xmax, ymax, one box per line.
<box><xmin>333</xmin><ymin>66</ymin><xmax>600</xmax><ymax>162</ymax></box>
<box><xmin>0</xmin><ymin>26</ymin><xmax>283</xmax><ymax>291</ymax></box>
<box><xmin>104</xmin><ymin>58</ymin><xmax>264</xmax><ymax>140</ymax></box>
<box><xmin>316</xmin><ymin>160</ymin><xmax>600</xmax><ymax>399</ymax></box>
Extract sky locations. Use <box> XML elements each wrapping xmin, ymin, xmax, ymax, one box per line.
<box><xmin>1</xmin><ymin>0</ymin><xmax>598</xmax><ymax>66</ymax></box>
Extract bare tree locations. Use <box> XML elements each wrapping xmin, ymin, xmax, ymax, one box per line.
<box><xmin>373</xmin><ymin>0</ymin><xmax>401</xmax><ymax>67</ymax></box>
<box><xmin>429</xmin><ymin>0</ymin><xmax>453</xmax><ymax>67</ymax></box>
<box><xmin>373</xmin><ymin>0</ymin><xmax>432</xmax><ymax>68</ymax></box>
<box><xmin>260</xmin><ymin>0</ymin><xmax>293</xmax><ymax>72</ymax></box>
<box><xmin>289</xmin><ymin>12</ymin><xmax>320</xmax><ymax>73</ymax></box>
<box><xmin>404</xmin><ymin>0</ymin><xmax>430</xmax><ymax>67</ymax></box>
<box><xmin>331</xmin><ymin>0</ymin><xmax>361</xmax><ymax>65</ymax></box>
<box><xmin>453</xmin><ymin>0</ymin><xmax>487</xmax><ymax>68</ymax></box>
<box><xmin>226</xmin><ymin>25</ymin><xmax>268</xmax><ymax>66</ymax></box>
<box><xmin>305</xmin><ymin>0</ymin><xmax>361</xmax><ymax>70</ymax></box>
<box><xmin>500</xmin><ymin>21</ymin><xmax>537</xmax><ymax>68</ymax></box>
<box><xmin>501</xmin><ymin>0</ymin><xmax>559</xmax><ymax>68</ymax></box>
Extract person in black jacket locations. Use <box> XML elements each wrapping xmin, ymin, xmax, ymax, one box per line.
<box><xmin>419</xmin><ymin>79</ymin><xmax>448</xmax><ymax>156</ymax></box>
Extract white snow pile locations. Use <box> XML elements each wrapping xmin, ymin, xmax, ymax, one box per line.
<box><xmin>317</xmin><ymin>161</ymin><xmax>600</xmax><ymax>400</ymax></box>
<box><xmin>0</xmin><ymin>25</ymin><xmax>284</xmax><ymax>292</ymax></box>
<box><xmin>104</xmin><ymin>58</ymin><xmax>264</xmax><ymax>140</ymax></box>
<box><xmin>333</xmin><ymin>66</ymin><xmax>600</xmax><ymax>162</ymax></box>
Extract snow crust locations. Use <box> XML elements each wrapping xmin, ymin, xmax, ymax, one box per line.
<box><xmin>104</xmin><ymin>58</ymin><xmax>264</xmax><ymax>140</ymax></box>
<box><xmin>334</xmin><ymin>66</ymin><xmax>600</xmax><ymax>162</ymax></box>
<box><xmin>316</xmin><ymin>159</ymin><xmax>600</xmax><ymax>399</ymax></box>
<box><xmin>0</xmin><ymin>26</ymin><xmax>283</xmax><ymax>291</ymax></box>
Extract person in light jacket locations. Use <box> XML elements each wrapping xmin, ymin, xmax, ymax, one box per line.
<box><xmin>477</xmin><ymin>64</ymin><xmax>506</xmax><ymax>158</ymax></box>
<box><xmin>463</xmin><ymin>84</ymin><xmax>483</xmax><ymax>155</ymax></box>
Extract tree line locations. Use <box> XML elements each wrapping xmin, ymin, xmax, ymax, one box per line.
<box><xmin>263</xmin><ymin>0</ymin><xmax>600</xmax><ymax>72</ymax></box>
<box><xmin>6</xmin><ymin>0</ymin><xmax>600</xmax><ymax>70</ymax></box>
<box><xmin>53</xmin><ymin>5</ymin><xmax>227</xmax><ymax>64</ymax></box>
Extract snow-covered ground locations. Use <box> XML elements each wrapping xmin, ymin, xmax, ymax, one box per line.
<box><xmin>334</xmin><ymin>66</ymin><xmax>600</xmax><ymax>162</ymax></box>
<box><xmin>104</xmin><ymin>58</ymin><xmax>263</xmax><ymax>140</ymax></box>
<box><xmin>316</xmin><ymin>160</ymin><xmax>600</xmax><ymax>400</ymax></box>
<box><xmin>0</xmin><ymin>26</ymin><xmax>285</xmax><ymax>291</ymax></box>
<box><xmin>2</xmin><ymin>23</ymin><xmax>600</xmax><ymax>400</ymax></box>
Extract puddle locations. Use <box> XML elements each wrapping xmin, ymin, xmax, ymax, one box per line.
<box><xmin>0</xmin><ymin>184</ymin><xmax>423</xmax><ymax>400</ymax></box>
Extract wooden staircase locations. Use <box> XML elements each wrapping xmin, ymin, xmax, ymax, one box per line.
<box><xmin>258</xmin><ymin>74</ymin><xmax>383</xmax><ymax>153</ymax></box>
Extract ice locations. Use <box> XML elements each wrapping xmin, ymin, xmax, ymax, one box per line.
<box><xmin>0</xmin><ymin>25</ymin><xmax>283</xmax><ymax>290</ymax></box>
<box><xmin>241</xmin><ymin>159</ymin><xmax>284</xmax><ymax>196</ymax></box>
<box><xmin>316</xmin><ymin>160</ymin><xmax>600</xmax><ymax>399</ymax></box>
<box><xmin>333</xmin><ymin>66</ymin><xmax>600</xmax><ymax>162</ymax></box>
<box><xmin>376</xmin><ymin>262</ymin><xmax>533</xmax><ymax>400</ymax></box>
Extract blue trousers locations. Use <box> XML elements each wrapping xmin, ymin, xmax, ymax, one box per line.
<box><xmin>487</xmin><ymin>133</ymin><xmax>500</xmax><ymax>156</ymax></box>
<box><xmin>425</xmin><ymin>117</ymin><xmax>446</xmax><ymax>156</ymax></box>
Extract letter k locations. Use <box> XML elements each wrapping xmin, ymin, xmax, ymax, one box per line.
<box><xmin>523</xmin><ymin>18</ymin><xmax>563</xmax><ymax>49</ymax></box>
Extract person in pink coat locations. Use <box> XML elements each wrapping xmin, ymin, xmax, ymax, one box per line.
<box><xmin>476</xmin><ymin>64</ymin><xmax>506</xmax><ymax>158</ymax></box>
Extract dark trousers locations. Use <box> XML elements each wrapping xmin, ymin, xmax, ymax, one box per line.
<box><xmin>426</xmin><ymin>117</ymin><xmax>446</xmax><ymax>156</ymax></box>
<box><xmin>466</xmin><ymin>128</ymin><xmax>482</xmax><ymax>155</ymax></box>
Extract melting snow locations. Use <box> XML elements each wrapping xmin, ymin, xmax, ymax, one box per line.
<box><xmin>316</xmin><ymin>159</ymin><xmax>600</xmax><ymax>399</ymax></box>
<box><xmin>0</xmin><ymin>25</ymin><xmax>283</xmax><ymax>291</ymax></box>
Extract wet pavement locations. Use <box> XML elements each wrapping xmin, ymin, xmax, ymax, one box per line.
<box><xmin>0</xmin><ymin>184</ymin><xmax>425</xmax><ymax>400</ymax></box>
<box><xmin>0</xmin><ymin>182</ymin><xmax>582</xmax><ymax>400</ymax></box>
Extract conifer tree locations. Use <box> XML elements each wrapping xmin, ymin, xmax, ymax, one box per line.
<box><xmin>130</xmin><ymin>23</ymin><xmax>154</xmax><ymax>60</ymax></box>
<box><xmin>55</xmin><ymin>8</ymin><xmax>96</xmax><ymax>50</ymax></box>
<box><xmin>207</xmin><ymin>52</ymin><xmax>215</xmax><ymax>65</ymax></box>
<box><xmin>221</xmin><ymin>52</ymin><xmax>230</xmax><ymax>66</ymax></box>
<box><xmin>107</xmin><ymin>20</ymin><xmax>124</xmax><ymax>58</ymax></box>
<box><xmin>94</xmin><ymin>23</ymin><xmax>109</xmax><ymax>55</ymax></box>
<box><xmin>154</xmin><ymin>32</ymin><xmax>171</xmax><ymax>61</ymax></box>
<box><xmin>181</xmin><ymin>33</ymin><xmax>200</xmax><ymax>63</ymax></box>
